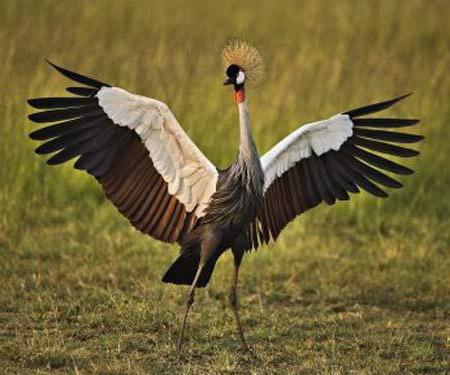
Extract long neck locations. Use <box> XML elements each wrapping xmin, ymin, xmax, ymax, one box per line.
<box><xmin>235</xmin><ymin>91</ymin><xmax>264</xmax><ymax>194</ymax></box>
<box><xmin>237</xmin><ymin>95</ymin><xmax>259</xmax><ymax>162</ymax></box>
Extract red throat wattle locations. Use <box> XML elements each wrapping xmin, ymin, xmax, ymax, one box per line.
<box><xmin>234</xmin><ymin>89</ymin><xmax>245</xmax><ymax>103</ymax></box>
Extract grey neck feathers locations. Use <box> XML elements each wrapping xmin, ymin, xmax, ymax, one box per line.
<box><xmin>236</xmin><ymin>99</ymin><xmax>264</xmax><ymax>193</ymax></box>
<box><xmin>238</xmin><ymin>100</ymin><xmax>259</xmax><ymax>162</ymax></box>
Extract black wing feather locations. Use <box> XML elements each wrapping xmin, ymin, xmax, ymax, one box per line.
<box><xmin>344</xmin><ymin>93</ymin><xmax>412</xmax><ymax>118</ymax></box>
<box><xmin>349</xmin><ymin>136</ymin><xmax>420</xmax><ymax>157</ymax></box>
<box><xmin>35</xmin><ymin>123</ymin><xmax>108</xmax><ymax>154</ymax></box>
<box><xmin>29</xmin><ymin>115</ymin><xmax>108</xmax><ymax>141</ymax></box>
<box><xmin>66</xmin><ymin>87</ymin><xmax>98</xmax><ymax>96</ymax></box>
<box><xmin>28</xmin><ymin>105</ymin><xmax>102</xmax><ymax>123</ymax></box>
<box><xmin>353</xmin><ymin>128</ymin><xmax>424</xmax><ymax>143</ymax></box>
<box><xmin>28</xmin><ymin>97</ymin><xmax>95</xmax><ymax>109</ymax></box>
<box><xmin>45</xmin><ymin>60</ymin><xmax>110</xmax><ymax>89</ymax></box>
<box><xmin>343</xmin><ymin>144</ymin><xmax>413</xmax><ymax>175</ymax></box>
<box><xmin>353</xmin><ymin>118</ymin><xmax>420</xmax><ymax>128</ymax></box>
<box><xmin>340</xmin><ymin>150</ymin><xmax>403</xmax><ymax>189</ymax></box>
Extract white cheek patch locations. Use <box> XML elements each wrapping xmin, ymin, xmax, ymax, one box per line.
<box><xmin>236</xmin><ymin>71</ymin><xmax>245</xmax><ymax>85</ymax></box>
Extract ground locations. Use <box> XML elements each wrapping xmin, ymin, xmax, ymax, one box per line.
<box><xmin>1</xmin><ymin>0</ymin><xmax>449</xmax><ymax>373</ymax></box>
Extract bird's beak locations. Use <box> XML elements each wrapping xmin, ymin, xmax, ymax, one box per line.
<box><xmin>223</xmin><ymin>77</ymin><xmax>233</xmax><ymax>86</ymax></box>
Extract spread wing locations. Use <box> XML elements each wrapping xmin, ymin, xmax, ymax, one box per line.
<box><xmin>28</xmin><ymin>61</ymin><xmax>218</xmax><ymax>243</ymax></box>
<box><xmin>247</xmin><ymin>94</ymin><xmax>423</xmax><ymax>248</ymax></box>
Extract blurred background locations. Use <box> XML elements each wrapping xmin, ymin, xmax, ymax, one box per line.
<box><xmin>0</xmin><ymin>0</ymin><xmax>449</xmax><ymax>373</ymax></box>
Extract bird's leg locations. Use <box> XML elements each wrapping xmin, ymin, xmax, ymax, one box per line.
<box><xmin>177</xmin><ymin>263</ymin><xmax>204</xmax><ymax>354</ymax></box>
<box><xmin>229</xmin><ymin>260</ymin><xmax>253</xmax><ymax>354</ymax></box>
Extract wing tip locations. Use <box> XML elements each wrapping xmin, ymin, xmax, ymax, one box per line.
<box><xmin>41</xmin><ymin>59</ymin><xmax>110</xmax><ymax>89</ymax></box>
<box><xmin>29</xmin><ymin>130</ymin><xmax>43</xmax><ymax>141</ymax></box>
<box><xmin>397</xmin><ymin>92</ymin><xmax>413</xmax><ymax>100</ymax></box>
<box><xmin>27</xmin><ymin>98</ymin><xmax>44</xmax><ymax>110</ymax></box>
<box><xmin>345</xmin><ymin>92</ymin><xmax>416</xmax><ymax>118</ymax></box>
<box><xmin>28</xmin><ymin>113</ymin><xmax>39</xmax><ymax>123</ymax></box>
<box><xmin>27</xmin><ymin>98</ymin><xmax>36</xmax><ymax>109</ymax></box>
<box><xmin>415</xmin><ymin>134</ymin><xmax>425</xmax><ymax>142</ymax></box>
<box><xmin>45</xmin><ymin>58</ymin><xmax>60</xmax><ymax>72</ymax></box>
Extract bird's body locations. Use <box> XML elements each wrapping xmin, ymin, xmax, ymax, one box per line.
<box><xmin>27</xmin><ymin>40</ymin><xmax>423</xmax><ymax>354</ymax></box>
<box><xmin>163</xmin><ymin>97</ymin><xmax>265</xmax><ymax>287</ymax></box>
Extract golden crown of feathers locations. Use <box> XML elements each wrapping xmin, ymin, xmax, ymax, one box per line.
<box><xmin>221</xmin><ymin>39</ymin><xmax>265</xmax><ymax>85</ymax></box>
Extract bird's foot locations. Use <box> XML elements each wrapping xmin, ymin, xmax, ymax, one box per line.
<box><xmin>238</xmin><ymin>342</ymin><xmax>258</xmax><ymax>360</ymax></box>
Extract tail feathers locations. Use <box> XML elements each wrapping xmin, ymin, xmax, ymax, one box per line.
<box><xmin>162</xmin><ymin>252</ymin><xmax>219</xmax><ymax>288</ymax></box>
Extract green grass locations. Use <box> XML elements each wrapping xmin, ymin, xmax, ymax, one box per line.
<box><xmin>1</xmin><ymin>0</ymin><xmax>450</xmax><ymax>373</ymax></box>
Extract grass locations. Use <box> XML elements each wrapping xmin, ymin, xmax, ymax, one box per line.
<box><xmin>1</xmin><ymin>0</ymin><xmax>450</xmax><ymax>373</ymax></box>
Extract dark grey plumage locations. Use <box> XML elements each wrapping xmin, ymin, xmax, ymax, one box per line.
<box><xmin>163</xmin><ymin>97</ymin><xmax>265</xmax><ymax>287</ymax></box>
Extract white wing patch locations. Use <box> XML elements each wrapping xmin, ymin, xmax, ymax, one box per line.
<box><xmin>97</xmin><ymin>87</ymin><xmax>218</xmax><ymax>217</ymax></box>
<box><xmin>261</xmin><ymin>114</ymin><xmax>353</xmax><ymax>192</ymax></box>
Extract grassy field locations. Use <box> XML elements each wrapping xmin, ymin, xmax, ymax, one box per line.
<box><xmin>1</xmin><ymin>0</ymin><xmax>449</xmax><ymax>373</ymax></box>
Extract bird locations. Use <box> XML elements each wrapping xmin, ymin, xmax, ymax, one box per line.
<box><xmin>27</xmin><ymin>40</ymin><xmax>423</xmax><ymax>354</ymax></box>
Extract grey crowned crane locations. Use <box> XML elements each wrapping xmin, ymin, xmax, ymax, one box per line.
<box><xmin>27</xmin><ymin>40</ymin><xmax>423</xmax><ymax>353</ymax></box>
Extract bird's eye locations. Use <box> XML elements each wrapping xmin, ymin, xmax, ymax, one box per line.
<box><xmin>236</xmin><ymin>71</ymin><xmax>245</xmax><ymax>85</ymax></box>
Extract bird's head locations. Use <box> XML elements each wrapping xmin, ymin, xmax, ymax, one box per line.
<box><xmin>223</xmin><ymin>64</ymin><xmax>246</xmax><ymax>87</ymax></box>
<box><xmin>221</xmin><ymin>39</ymin><xmax>264</xmax><ymax>104</ymax></box>
<box><xmin>223</xmin><ymin>64</ymin><xmax>246</xmax><ymax>103</ymax></box>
